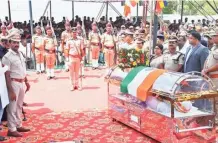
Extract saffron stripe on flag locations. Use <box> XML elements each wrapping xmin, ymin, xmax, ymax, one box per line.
<box><xmin>137</xmin><ymin>69</ymin><xmax>167</xmax><ymax>101</ymax></box>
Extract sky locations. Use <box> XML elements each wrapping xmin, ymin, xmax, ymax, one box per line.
<box><xmin>0</xmin><ymin>0</ymin><xmax>144</xmax><ymax>22</ymax></box>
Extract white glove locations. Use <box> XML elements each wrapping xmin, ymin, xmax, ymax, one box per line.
<box><xmin>80</xmin><ymin>61</ymin><xmax>84</xmax><ymax>65</ymax></box>
<box><xmin>0</xmin><ymin>65</ymin><xmax>8</xmax><ymax>76</ymax></box>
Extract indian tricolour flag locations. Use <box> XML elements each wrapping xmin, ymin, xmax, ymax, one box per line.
<box><xmin>120</xmin><ymin>67</ymin><xmax>167</xmax><ymax>101</ymax></box>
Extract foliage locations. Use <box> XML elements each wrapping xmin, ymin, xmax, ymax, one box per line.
<box><xmin>162</xmin><ymin>0</ymin><xmax>218</xmax><ymax>15</ymax></box>
<box><xmin>162</xmin><ymin>1</ymin><xmax>177</xmax><ymax>14</ymax></box>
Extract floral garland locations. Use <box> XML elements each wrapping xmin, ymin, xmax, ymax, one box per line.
<box><xmin>118</xmin><ymin>48</ymin><xmax>147</xmax><ymax>70</ymax></box>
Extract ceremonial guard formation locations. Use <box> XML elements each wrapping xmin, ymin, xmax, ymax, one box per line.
<box><xmin>1</xmin><ymin>13</ymin><xmax>218</xmax><ymax>142</ymax></box>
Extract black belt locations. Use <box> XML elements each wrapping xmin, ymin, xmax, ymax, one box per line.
<box><xmin>45</xmin><ymin>49</ymin><xmax>55</xmax><ymax>53</ymax></box>
<box><xmin>104</xmin><ymin>46</ymin><xmax>114</xmax><ymax>49</ymax></box>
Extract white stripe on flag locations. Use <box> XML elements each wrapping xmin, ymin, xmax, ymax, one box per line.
<box><xmin>127</xmin><ymin>69</ymin><xmax>154</xmax><ymax>98</ymax></box>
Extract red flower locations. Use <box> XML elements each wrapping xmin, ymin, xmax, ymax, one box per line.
<box><xmin>122</xmin><ymin>58</ymin><xmax>127</xmax><ymax>63</ymax></box>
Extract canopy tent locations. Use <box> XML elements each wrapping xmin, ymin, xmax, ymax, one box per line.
<box><xmin>62</xmin><ymin>0</ymin><xmax>124</xmax><ymax>2</ymax></box>
<box><xmin>62</xmin><ymin>0</ymin><xmax>146</xmax><ymax>21</ymax></box>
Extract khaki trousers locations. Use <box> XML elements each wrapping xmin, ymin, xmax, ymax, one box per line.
<box><xmin>69</xmin><ymin>57</ymin><xmax>81</xmax><ymax>87</ymax></box>
<box><xmin>7</xmin><ymin>81</ymin><xmax>25</xmax><ymax>132</ymax></box>
<box><xmin>104</xmin><ymin>49</ymin><xmax>114</xmax><ymax>68</ymax></box>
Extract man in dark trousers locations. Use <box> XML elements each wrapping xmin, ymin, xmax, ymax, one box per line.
<box><xmin>184</xmin><ymin>32</ymin><xmax>209</xmax><ymax>110</ymax></box>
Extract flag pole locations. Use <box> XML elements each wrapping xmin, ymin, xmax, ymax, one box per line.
<box><xmin>8</xmin><ymin>0</ymin><xmax>12</xmax><ymax>22</ymax></box>
<box><xmin>149</xmin><ymin>0</ymin><xmax>155</xmax><ymax>56</ymax></box>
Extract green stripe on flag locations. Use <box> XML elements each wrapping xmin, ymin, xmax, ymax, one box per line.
<box><xmin>120</xmin><ymin>66</ymin><xmax>145</xmax><ymax>93</ymax></box>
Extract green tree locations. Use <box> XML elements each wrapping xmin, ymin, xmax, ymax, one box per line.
<box><xmin>161</xmin><ymin>0</ymin><xmax>218</xmax><ymax>15</ymax></box>
<box><xmin>162</xmin><ymin>1</ymin><xmax>177</xmax><ymax>14</ymax></box>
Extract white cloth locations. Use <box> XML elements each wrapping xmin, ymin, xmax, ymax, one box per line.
<box><xmin>180</xmin><ymin>40</ymin><xmax>190</xmax><ymax>54</ymax></box>
<box><xmin>19</xmin><ymin>43</ymin><xmax>32</xmax><ymax>59</ymax></box>
<box><xmin>0</xmin><ymin>61</ymin><xmax>9</xmax><ymax>109</ymax></box>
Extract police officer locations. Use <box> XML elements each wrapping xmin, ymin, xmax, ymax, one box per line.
<box><xmin>163</xmin><ymin>36</ymin><xmax>184</xmax><ymax>72</ymax></box>
<box><xmin>61</xmin><ymin>20</ymin><xmax>73</xmax><ymax>72</ymax></box>
<box><xmin>101</xmin><ymin>22</ymin><xmax>116</xmax><ymax>68</ymax></box>
<box><xmin>0</xmin><ymin>22</ymin><xmax>8</xmax><ymax>37</ymax></box>
<box><xmin>89</xmin><ymin>22</ymin><xmax>101</xmax><ymax>69</ymax></box>
<box><xmin>43</xmin><ymin>24</ymin><xmax>58</xmax><ymax>80</ymax></box>
<box><xmin>32</xmin><ymin>26</ymin><xmax>45</xmax><ymax>74</ymax></box>
<box><xmin>67</xmin><ymin>27</ymin><xmax>84</xmax><ymax>91</ymax></box>
<box><xmin>202</xmin><ymin>28</ymin><xmax>218</xmax><ymax>126</ymax></box>
<box><xmin>2</xmin><ymin>30</ymin><xmax>31</xmax><ymax>137</ymax></box>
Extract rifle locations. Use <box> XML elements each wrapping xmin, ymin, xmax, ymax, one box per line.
<box><xmin>82</xmin><ymin>18</ymin><xmax>89</xmax><ymax>65</ymax></box>
<box><xmin>49</xmin><ymin>19</ymin><xmax>59</xmax><ymax>67</ymax></box>
<box><xmin>111</xmin><ymin>25</ymin><xmax>117</xmax><ymax>65</ymax></box>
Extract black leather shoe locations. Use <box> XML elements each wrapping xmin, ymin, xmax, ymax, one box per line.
<box><xmin>0</xmin><ymin>136</ymin><xmax>7</xmax><ymax>141</ymax></box>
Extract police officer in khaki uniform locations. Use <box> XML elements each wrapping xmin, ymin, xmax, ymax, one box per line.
<box><xmin>202</xmin><ymin>28</ymin><xmax>218</xmax><ymax>126</ymax></box>
<box><xmin>2</xmin><ymin>30</ymin><xmax>30</xmax><ymax>137</ymax></box>
<box><xmin>150</xmin><ymin>44</ymin><xmax>164</xmax><ymax>69</ymax></box>
<box><xmin>89</xmin><ymin>22</ymin><xmax>101</xmax><ymax>69</ymax></box>
<box><xmin>101</xmin><ymin>22</ymin><xmax>116</xmax><ymax>69</ymax></box>
<box><xmin>43</xmin><ymin>25</ymin><xmax>58</xmax><ymax>80</ymax></box>
<box><xmin>32</xmin><ymin>26</ymin><xmax>45</xmax><ymax>74</ymax></box>
<box><xmin>0</xmin><ymin>22</ymin><xmax>8</xmax><ymax>37</ymax></box>
<box><xmin>61</xmin><ymin>20</ymin><xmax>73</xmax><ymax>72</ymax></box>
<box><xmin>67</xmin><ymin>27</ymin><xmax>84</xmax><ymax>91</ymax></box>
<box><xmin>163</xmin><ymin>36</ymin><xmax>184</xmax><ymax>72</ymax></box>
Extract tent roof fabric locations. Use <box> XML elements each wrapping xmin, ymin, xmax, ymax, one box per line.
<box><xmin>62</xmin><ymin>0</ymin><xmax>141</xmax><ymax>3</ymax></box>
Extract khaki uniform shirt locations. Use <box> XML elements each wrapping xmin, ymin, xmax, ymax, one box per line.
<box><xmin>163</xmin><ymin>52</ymin><xmax>184</xmax><ymax>71</ymax></box>
<box><xmin>101</xmin><ymin>33</ymin><xmax>116</xmax><ymax>47</ymax></box>
<box><xmin>32</xmin><ymin>35</ymin><xmax>44</xmax><ymax>52</ymax></box>
<box><xmin>2</xmin><ymin>49</ymin><xmax>26</xmax><ymax>79</ymax></box>
<box><xmin>61</xmin><ymin>30</ymin><xmax>73</xmax><ymax>49</ymax></box>
<box><xmin>150</xmin><ymin>55</ymin><xmax>164</xmax><ymax>69</ymax></box>
<box><xmin>44</xmin><ymin>36</ymin><xmax>58</xmax><ymax>52</ymax></box>
<box><xmin>67</xmin><ymin>38</ymin><xmax>83</xmax><ymax>56</ymax></box>
<box><xmin>204</xmin><ymin>45</ymin><xmax>218</xmax><ymax>87</ymax></box>
<box><xmin>89</xmin><ymin>31</ymin><xmax>101</xmax><ymax>44</ymax></box>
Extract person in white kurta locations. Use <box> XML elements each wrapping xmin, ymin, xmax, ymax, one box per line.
<box><xmin>0</xmin><ymin>61</ymin><xmax>9</xmax><ymax>141</ymax></box>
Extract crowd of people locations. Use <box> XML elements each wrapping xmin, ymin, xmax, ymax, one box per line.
<box><xmin>0</xmin><ymin>14</ymin><xmax>218</xmax><ymax>141</ymax></box>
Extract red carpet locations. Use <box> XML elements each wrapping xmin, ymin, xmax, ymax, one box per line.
<box><xmin>1</xmin><ymin>110</ymin><xmax>157</xmax><ymax>143</ymax></box>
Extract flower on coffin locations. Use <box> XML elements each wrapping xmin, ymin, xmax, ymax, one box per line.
<box><xmin>136</xmin><ymin>58</ymin><xmax>140</xmax><ymax>63</ymax></box>
<box><xmin>118</xmin><ymin>48</ymin><xmax>147</xmax><ymax>70</ymax></box>
<box><xmin>128</xmin><ymin>53</ymin><xmax>132</xmax><ymax>57</ymax></box>
<box><xmin>133</xmin><ymin>61</ymin><xmax>137</xmax><ymax>66</ymax></box>
<box><xmin>135</xmin><ymin>48</ymin><xmax>140</xmax><ymax>52</ymax></box>
<box><xmin>122</xmin><ymin>58</ymin><xmax>127</xmax><ymax>63</ymax></box>
<box><xmin>181</xmin><ymin>80</ymin><xmax>189</xmax><ymax>86</ymax></box>
<box><xmin>130</xmin><ymin>58</ymin><xmax>134</xmax><ymax>62</ymax></box>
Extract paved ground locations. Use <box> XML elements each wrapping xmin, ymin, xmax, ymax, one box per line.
<box><xmin>25</xmin><ymin>67</ymin><xmax>108</xmax><ymax>112</ymax></box>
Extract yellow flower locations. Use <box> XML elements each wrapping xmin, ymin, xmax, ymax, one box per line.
<box><xmin>133</xmin><ymin>61</ymin><xmax>137</xmax><ymax>66</ymax></box>
<box><xmin>135</xmin><ymin>47</ymin><xmax>141</xmax><ymax>52</ymax></box>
